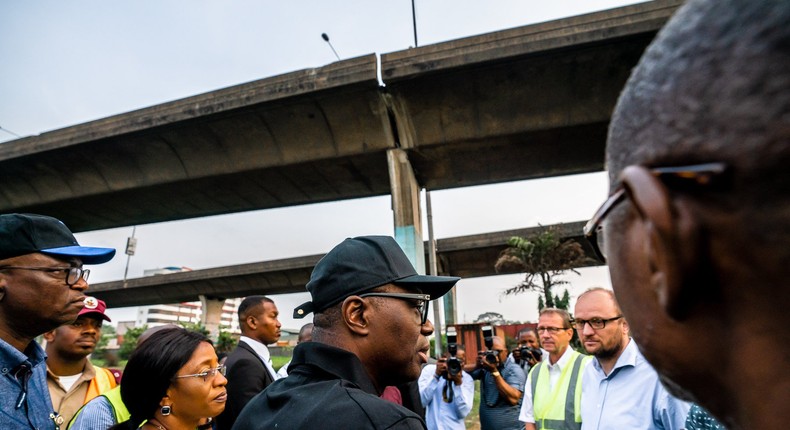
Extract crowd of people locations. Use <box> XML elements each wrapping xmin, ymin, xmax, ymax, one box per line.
<box><xmin>1</xmin><ymin>0</ymin><xmax>786</xmax><ymax>429</ymax></box>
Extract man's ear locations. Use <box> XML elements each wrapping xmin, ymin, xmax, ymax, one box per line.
<box><xmin>43</xmin><ymin>330</ymin><xmax>56</xmax><ymax>343</ymax></box>
<box><xmin>621</xmin><ymin>166</ymin><xmax>703</xmax><ymax>321</ymax></box>
<box><xmin>245</xmin><ymin>315</ymin><xmax>257</xmax><ymax>330</ymax></box>
<box><xmin>341</xmin><ymin>296</ymin><xmax>370</xmax><ymax>336</ymax></box>
<box><xmin>0</xmin><ymin>274</ymin><xmax>5</xmax><ymax>302</ymax></box>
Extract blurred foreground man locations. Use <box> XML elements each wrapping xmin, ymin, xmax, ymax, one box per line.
<box><xmin>574</xmin><ymin>288</ymin><xmax>689</xmax><ymax>429</ymax></box>
<box><xmin>45</xmin><ymin>297</ymin><xmax>117</xmax><ymax>425</ymax></box>
<box><xmin>586</xmin><ymin>1</ymin><xmax>789</xmax><ymax>428</ymax></box>
<box><xmin>0</xmin><ymin>213</ymin><xmax>115</xmax><ymax>429</ymax></box>
<box><xmin>233</xmin><ymin>236</ymin><xmax>459</xmax><ymax>429</ymax></box>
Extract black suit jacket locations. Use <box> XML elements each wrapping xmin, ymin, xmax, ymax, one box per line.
<box><xmin>216</xmin><ymin>341</ymin><xmax>275</xmax><ymax>430</ymax></box>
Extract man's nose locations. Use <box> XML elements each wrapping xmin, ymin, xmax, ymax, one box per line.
<box><xmin>421</xmin><ymin>318</ymin><xmax>434</xmax><ymax>336</ymax></box>
<box><xmin>72</xmin><ymin>276</ymin><xmax>89</xmax><ymax>292</ymax></box>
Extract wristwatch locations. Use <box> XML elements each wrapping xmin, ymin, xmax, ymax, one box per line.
<box><xmin>491</xmin><ymin>371</ymin><xmax>501</xmax><ymax>377</ymax></box>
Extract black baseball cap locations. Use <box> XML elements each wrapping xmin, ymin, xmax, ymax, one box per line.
<box><xmin>0</xmin><ymin>213</ymin><xmax>116</xmax><ymax>264</ymax></box>
<box><xmin>294</xmin><ymin>235</ymin><xmax>460</xmax><ymax>318</ymax></box>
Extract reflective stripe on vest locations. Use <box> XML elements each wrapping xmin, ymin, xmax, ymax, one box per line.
<box><xmin>529</xmin><ymin>351</ymin><xmax>589</xmax><ymax>430</ymax></box>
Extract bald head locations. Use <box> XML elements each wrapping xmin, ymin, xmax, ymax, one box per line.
<box><xmin>609</xmin><ymin>0</ymin><xmax>789</xmax><ymax>182</ymax></box>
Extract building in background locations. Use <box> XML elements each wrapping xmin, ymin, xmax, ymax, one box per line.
<box><xmin>134</xmin><ymin>267</ymin><xmax>243</xmax><ymax>334</ymax></box>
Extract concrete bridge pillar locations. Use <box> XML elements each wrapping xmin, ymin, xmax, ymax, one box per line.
<box><xmin>387</xmin><ymin>148</ymin><xmax>425</xmax><ymax>274</ymax></box>
<box><xmin>199</xmin><ymin>295</ymin><xmax>225</xmax><ymax>341</ymax></box>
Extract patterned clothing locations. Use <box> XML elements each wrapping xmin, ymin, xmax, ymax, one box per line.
<box><xmin>685</xmin><ymin>404</ymin><xmax>727</xmax><ymax>430</ymax></box>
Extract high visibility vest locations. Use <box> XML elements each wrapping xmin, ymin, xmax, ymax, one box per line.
<box><xmin>68</xmin><ymin>385</ymin><xmax>130</xmax><ymax>429</ymax></box>
<box><xmin>84</xmin><ymin>366</ymin><xmax>117</xmax><ymax>403</ymax></box>
<box><xmin>530</xmin><ymin>350</ymin><xmax>591</xmax><ymax>430</ymax></box>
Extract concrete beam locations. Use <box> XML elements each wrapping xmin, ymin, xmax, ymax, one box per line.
<box><xmin>88</xmin><ymin>221</ymin><xmax>599</xmax><ymax>308</ymax></box>
<box><xmin>0</xmin><ymin>1</ymin><xmax>681</xmax><ymax>232</ymax></box>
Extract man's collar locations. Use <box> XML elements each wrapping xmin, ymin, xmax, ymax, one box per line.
<box><xmin>592</xmin><ymin>338</ymin><xmax>637</xmax><ymax>375</ymax></box>
<box><xmin>290</xmin><ymin>342</ymin><xmax>379</xmax><ymax>395</ymax></box>
<box><xmin>547</xmin><ymin>345</ymin><xmax>575</xmax><ymax>369</ymax></box>
<box><xmin>239</xmin><ymin>336</ymin><xmax>271</xmax><ymax>360</ymax></box>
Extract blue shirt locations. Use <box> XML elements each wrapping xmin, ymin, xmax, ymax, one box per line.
<box><xmin>580</xmin><ymin>340</ymin><xmax>690</xmax><ymax>430</ymax></box>
<box><xmin>1</xmin><ymin>337</ymin><xmax>56</xmax><ymax>429</ymax></box>
<box><xmin>418</xmin><ymin>365</ymin><xmax>474</xmax><ymax>430</ymax></box>
<box><xmin>67</xmin><ymin>395</ymin><xmax>115</xmax><ymax>430</ymax></box>
<box><xmin>471</xmin><ymin>360</ymin><xmax>526</xmax><ymax>430</ymax></box>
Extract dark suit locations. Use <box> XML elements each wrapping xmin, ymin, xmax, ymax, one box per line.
<box><xmin>216</xmin><ymin>340</ymin><xmax>275</xmax><ymax>430</ymax></box>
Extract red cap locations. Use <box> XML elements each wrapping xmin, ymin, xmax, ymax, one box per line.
<box><xmin>79</xmin><ymin>296</ymin><xmax>111</xmax><ymax>322</ymax></box>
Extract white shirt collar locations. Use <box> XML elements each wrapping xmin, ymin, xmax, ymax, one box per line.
<box><xmin>239</xmin><ymin>336</ymin><xmax>278</xmax><ymax>380</ymax></box>
<box><xmin>546</xmin><ymin>345</ymin><xmax>575</xmax><ymax>370</ymax></box>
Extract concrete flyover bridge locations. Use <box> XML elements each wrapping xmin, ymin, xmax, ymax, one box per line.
<box><xmin>87</xmin><ymin>222</ymin><xmax>598</xmax><ymax>308</ymax></box>
<box><xmin>0</xmin><ymin>1</ymin><xmax>681</xmax><ymax>331</ymax></box>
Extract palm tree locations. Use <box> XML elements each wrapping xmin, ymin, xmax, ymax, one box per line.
<box><xmin>494</xmin><ymin>226</ymin><xmax>589</xmax><ymax>310</ymax></box>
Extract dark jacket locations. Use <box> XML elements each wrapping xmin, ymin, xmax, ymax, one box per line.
<box><xmin>232</xmin><ymin>342</ymin><xmax>426</xmax><ymax>430</ymax></box>
<box><xmin>216</xmin><ymin>340</ymin><xmax>275</xmax><ymax>430</ymax></box>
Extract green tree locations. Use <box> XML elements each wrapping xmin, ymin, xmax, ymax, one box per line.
<box><xmin>215</xmin><ymin>328</ymin><xmax>237</xmax><ymax>354</ymax></box>
<box><xmin>495</xmin><ymin>226</ymin><xmax>590</xmax><ymax>311</ymax></box>
<box><xmin>474</xmin><ymin>311</ymin><xmax>507</xmax><ymax>325</ymax></box>
<box><xmin>178</xmin><ymin>321</ymin><xmax>210</xmax><ymax>336</ymax></box>
<box><xmin>119</xmin><ymin>325</ymin><xmax>147</xmax><ymax>360</ymax></box>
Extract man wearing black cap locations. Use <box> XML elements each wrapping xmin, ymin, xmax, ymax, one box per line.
<box><xmin>0</xmin><ymin>213</ymin><xmax>115</xmax><ymax>429</ymax></box>
<box><xmin>233</xmin><ymin>236</ymin><xmax>460</xmax><ymax>430</ymax></box>
<box><xmin>45</xmin><ymin>297</ymin><xmax>118</xmax><ymax>426</ymax></box>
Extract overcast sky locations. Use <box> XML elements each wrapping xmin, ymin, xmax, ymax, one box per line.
<box><xmin>1</xmin><ymin>0</ymin><xmax>642</xmax><ymax>329</ymax></box>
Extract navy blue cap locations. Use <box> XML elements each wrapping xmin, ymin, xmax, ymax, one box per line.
<box><xmin>0</xmin><ymin>213</ymin><xmax>116</xmax><ymax>264</ymax></box>
<box><xmin>294</xmin><ymin>236</ymin><xmax>460</xmax><ymax>318</ymax></box>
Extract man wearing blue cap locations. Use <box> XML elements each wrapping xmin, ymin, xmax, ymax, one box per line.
<box><xmin>0</xmin><ymin>213</ymin><xmax>115</xmax><ymax>429</ymax></box>
<box><xmin>233</xmin><ymin>236</ymin><xmax>460</xmax><ymax>430</ymax></box>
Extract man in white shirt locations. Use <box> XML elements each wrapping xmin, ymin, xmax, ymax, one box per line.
<box><xmin>216</xmin><ymin>295</ymin><xmax>281</xmax><ymax>430</ymax></box>
<box><xmin>519</xmin><ymin>308</ymin><xmax>591</xmax><ymax>430</ymax></box>
<box><xmin>575</xmin><ymin>288</ymin><xmax>689</xmax><ymax>429</ymax></box>
<box><xmin>418</xmin><ymin>345</ymin><xmax>474</xmax><ymax>430</ymax></box>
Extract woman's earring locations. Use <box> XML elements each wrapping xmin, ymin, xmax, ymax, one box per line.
<box><xmin>161</xmin><ymin>405</ymin><xmax>172</xmax><ymax>416</ymax></box>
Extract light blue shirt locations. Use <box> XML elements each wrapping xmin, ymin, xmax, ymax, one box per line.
<box><xmin>67</xmin><ymin>395</ymin><xmax>115</xmax><ymax>430</ymax></box>
<box><xmin>580</xmin><ymin>339</ymin><xmax>690</xmax><ymax>430</ymax></box>
<box><xmin>418</xmin><ymin>364</ymin><xmax>474</xmax><ymax>430</ymax></box>
<box><xmin>0</xmin><ymin>337</ymin><xmax>57</xmax><ymax>429</ymax></box>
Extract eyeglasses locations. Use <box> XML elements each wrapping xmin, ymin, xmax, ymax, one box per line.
<box><xmin>174</xmin><ymin>365</ymin><xmax>226</xmax><ymax>382</ymax></box>
<box><xmin>573</xmin><ymin>316</ymin><xmax>622</xmax><ymax>330</ymax></box>
<box><xmin>536</xmin><ymin>326</ymin><xmax>569</xmax><ymax>334</ymax></box>
<box><xmin>0</xmin><ymin>266</ymin><xmax>90</xmax><ymax>286</ymax></box>
<box><xmin>358</xmin><ymin>292</ymin><xmax>432</xmax><ymax>325</ymax></box>
<box><xmin>583</xmin><ymin>163</ymin><xmax>729</xmax><ymax>262</ymax></box>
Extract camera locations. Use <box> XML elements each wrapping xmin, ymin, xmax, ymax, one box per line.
<box><xmin>446</xmin><ymin>327</ymin><xmax>462</xmax><ymax>377</ymax></box>
<box><xmin>481</xmin><ymin>325</ymin><xmax>498</xmax><ymax>365</ymax></box>
<box><xmin>519</xmin><ymin>346</ymin><xmax>543</xmax><ymax>364</ymax></box>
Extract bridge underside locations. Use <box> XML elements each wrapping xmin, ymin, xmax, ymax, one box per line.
<box><xmin>0</xmin><ymin>1</ymin><xmax>680</xmax><ymax>232</ymax></box>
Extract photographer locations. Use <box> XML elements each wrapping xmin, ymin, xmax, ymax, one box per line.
<box><xmin>469</xmin><ymin>336</ymin><xmax>526</xmax><ymax>430</ymax></box>
<box><xmin>418</xmin><ymin>346</ymin><xmax>473</xmax><ymax>430</ymax></box>
<box><xmin>509</xmin><ymin>328</ymin><xmax>543</xmax><ymax>373</ymax></box>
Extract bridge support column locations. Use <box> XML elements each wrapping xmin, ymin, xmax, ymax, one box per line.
<box><xmin>199</xmin><ymin>295</ymin><xmax>225</xmax><ymax>341</ymax></box>
<box><xmin>387</xmin><ymin>148</ymin><xmax>425</xmax><ymax>274</ymax></box>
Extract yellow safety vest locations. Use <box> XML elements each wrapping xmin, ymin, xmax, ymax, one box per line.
<box><xmin>68</xmin><ymin>385</ymin><xmax>130</xmax><ymax>429</ymax></box>
<box><xmin>529</xmin><ymin>350</ymin><xmax>591</xmax><ymax>430</ymax></box>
